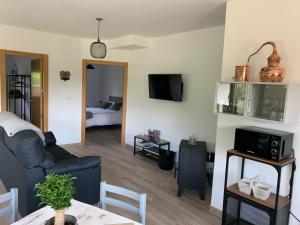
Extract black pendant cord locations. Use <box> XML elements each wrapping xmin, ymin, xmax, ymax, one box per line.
<box><xmin>290</xmin><ymin>211</ymin><xmax>300</xmax><ymax>224</ymax></box>
<box><xmin>97</xmin><ymin>20</ymin><xmax>100</xmax><ymax>42</ymax></box>
<box><xmin>97</xmin><ymin>18</ymin><xmax>102</xmax><ymax>42</ymax></box>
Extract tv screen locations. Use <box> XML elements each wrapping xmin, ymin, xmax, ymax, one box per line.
<box><xmin>148</xmin><ymin>74</ymin><xmax>183</xmax><ymax>101</ymax></box>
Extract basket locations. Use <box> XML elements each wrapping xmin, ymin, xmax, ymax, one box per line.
<box><xmin>253</xmin><ymin>183</ymin><xmax>272</xmax><ymax>200</ymax></box>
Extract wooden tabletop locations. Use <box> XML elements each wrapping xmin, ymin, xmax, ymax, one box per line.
<box><xmin>12</xmin><ymin>199</ymin><xmax>141</xmax><ymax>225</ymax></box>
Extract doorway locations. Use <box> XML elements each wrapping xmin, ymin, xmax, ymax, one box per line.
<box><xmin>0</xmin><ymin>50</ymin><xmax>48</xmax><ymax>131</ymax></box>
<box><xmin>81</xmin><ymin>60</ymin><xmax>128</xmax><ymax>145</ymax></box>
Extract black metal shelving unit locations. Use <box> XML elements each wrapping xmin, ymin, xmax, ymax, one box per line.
<box><xmin>134</xmin><ymin>135</ymin><xmax>170</xmax><ymax>157</ymax></box>
<box><xmin>133</xmin><ymin>135</ymin><xmax>175</xmax><ymax>170</ymax></box>
<box><xmin>7</xmin><ymin>74</ymin><xmax>32</xmax><ymax>121</ymax></box>
<box><xmin>222</xmin><ymin>150</ymin><xmax>296</xmax><ymax>225</ymax></box>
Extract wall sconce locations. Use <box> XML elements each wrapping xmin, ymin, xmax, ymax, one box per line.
<box><xmin>60</xmin><ymin>71</ymin><xmax>71</xmax><ymax>81</ymax></box>
<box><xmin>87</xmin><ymin>64</ymin><xmax>95</xmax><ymax>69</ymax></box>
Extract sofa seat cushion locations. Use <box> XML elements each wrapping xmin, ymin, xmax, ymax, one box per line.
<box><xmin>45</xmin><ymin>144</ymin><xmax>77</xmax><ymax>162</ymax></box>
<box><xmin>45</xmin><ymin>156</ymin><xmax>101</xmax><ymax>174</ymax></box>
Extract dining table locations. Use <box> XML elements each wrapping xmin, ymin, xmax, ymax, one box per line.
<box><xmin>11</xmin><ymin>199</ymin><xmax>142</xmax><ymax>225</ymax></box>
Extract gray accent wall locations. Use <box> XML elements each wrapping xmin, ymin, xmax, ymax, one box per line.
<box><xmin>86</xmin><ymin>64</ymin><xmax>123</xmax><ymax>107</ymax></box>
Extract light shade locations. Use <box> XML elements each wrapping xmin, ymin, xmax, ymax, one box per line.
<box><xmin>90</xmin><ymin>41</ymin><xmax>107</xmax><ymax>58</ymax></box>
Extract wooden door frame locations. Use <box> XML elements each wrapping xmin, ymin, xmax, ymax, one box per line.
<box><xmin>0</xmin><ymin>49</ymin><xmax>48</xmax><ymax>131</ymax></box>
<box><xmin>81</xmin><ymin>59</ymin><xmax>128</xmax><ymax>145</ymax></box>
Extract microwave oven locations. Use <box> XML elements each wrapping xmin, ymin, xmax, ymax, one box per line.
<box><xmin>234</xmin><ymin>126</ymin><xmax>293</xmax><ymax>161</ymax></box>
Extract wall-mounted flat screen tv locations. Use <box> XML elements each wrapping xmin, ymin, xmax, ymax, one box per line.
<box><xmin>148</xmin><ymin>74</ymin><xmax>183</xmax><ymax>102</ymax></box>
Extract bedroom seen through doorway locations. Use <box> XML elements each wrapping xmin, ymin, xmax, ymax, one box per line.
<box><xmin>82</xmin><ymin>60</ymin><xmax>128</xmax><ymax>146</ymax></box>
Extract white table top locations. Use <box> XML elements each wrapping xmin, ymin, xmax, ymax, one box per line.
<box><xmin>12</xmin><ymin>200</ymin><xmax>142</xmax><ymax>225</ymax></box>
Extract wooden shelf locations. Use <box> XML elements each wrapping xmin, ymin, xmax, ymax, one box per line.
<box><xmin>228</xmin><ymin>149</ymin><xmax>295</xmax><ymax>167</ymax></box>
<box><xmin>136</xmin><ymin>144</ymin><xmax>159</xmax><ymax>155</ymax></box>
<box><xmin>226</xmin><ymin>184</ymin><xmax>290</xmax><ymax>210</ymax></box>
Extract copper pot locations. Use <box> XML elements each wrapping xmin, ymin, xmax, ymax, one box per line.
<box><xmin>247</xmin><ymin>42</ymin><xmax>285</xmax><ymax>83</ymax></box>
<box><xmin>234</xmin><ymin>65</ymin><xmax>250</xmax><ymax>82</ymax></box>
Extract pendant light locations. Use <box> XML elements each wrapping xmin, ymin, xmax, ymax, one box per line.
<box><xmin>90</xmin><ymin>18</ymin><xmax>107</xmax><ymax>58</ymax></box>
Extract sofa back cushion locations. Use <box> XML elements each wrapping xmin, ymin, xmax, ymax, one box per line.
<box><xmin>2</xmin><ymin>128</ymin><xmax>53</xmax><ymax>169</ymax></box>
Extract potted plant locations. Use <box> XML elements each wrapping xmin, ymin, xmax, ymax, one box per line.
<box><xmin>35</xmin><ymin>173</ymin><xmax>76</xmax><ymax>225</ymax></box>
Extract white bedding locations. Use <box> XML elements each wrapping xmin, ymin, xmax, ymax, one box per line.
<box><xmin>86</xmin><ymin>107</ymin><xmax>122</xmax><ymax>128</ymax></box>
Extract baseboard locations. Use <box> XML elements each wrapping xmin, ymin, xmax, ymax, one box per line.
<box><xmin>61</xmin><ymin>142</ymin><xmax>81</xmax><ymax>146</ymax></box>
<box><xmin>209</xmin><ymin>205</ymin><xmax>222</xmax><ymax>218</ymax></box>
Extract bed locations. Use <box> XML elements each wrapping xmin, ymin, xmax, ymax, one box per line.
<box><xmin>86</xmin><ymin>96</ymin><xmax>122</xmax><ymax>128</ymax></box>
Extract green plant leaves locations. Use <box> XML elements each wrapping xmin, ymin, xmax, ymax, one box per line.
<box><xmin>35</xmin><ymin>173</ymin><xmax>76</xmax><ymax>211</ymax></box>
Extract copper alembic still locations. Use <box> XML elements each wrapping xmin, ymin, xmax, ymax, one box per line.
<box><xmin>233</xmin><ymin>42</ymin><xmax>285</xmax><ymax>82</ymax></box>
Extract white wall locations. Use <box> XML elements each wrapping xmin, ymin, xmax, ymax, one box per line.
<box><xmin>126</xmin><ymin>26</ymin><xmax>224</xmax><ymax>152</ymax></box>
<box><xmin>0</xmin><ymin>24</ymin><xmax>129</xmax><ymax>144</ymax></box>
<box><xmin>211</xmin><ymin>1</ymin><xmax>300</xmax><ymax>224</ymax></box>
<box><xmin>0</xmin><ymin>24</ymin><xmax>224</xmax><ymax>155</ymax></box>
<box><xmin>0</xmin><ymin>24</ymin><xmax>83</xmax><ymax>144</ymax></box>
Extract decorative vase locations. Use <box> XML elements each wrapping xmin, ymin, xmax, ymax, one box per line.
<box><xmin>248</xmin><ymin>42</ymin><xmax>285</xmax><ymax>83</ymax></box>
<box><xmin>188</xmin><ymin>135</ymin><xmax>197</xmax><ymax>145</ymax></box>
<box><xmin>45</xmin><ymin>215</ymin><xmax>77</xmax><ymax>225</ymax></box>
<box><xmin>153</xmin><ymin>130</ymin><xmax>161</xmax><ymax>141</ymax></box>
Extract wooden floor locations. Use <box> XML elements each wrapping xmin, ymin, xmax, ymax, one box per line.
<box><xmin>0</xmin><ymin>127</ymin><xmax>221</xmax><ymax>225</ymax></box>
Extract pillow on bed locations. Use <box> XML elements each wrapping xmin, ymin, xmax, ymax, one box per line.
<box><xmin>110</xmin><ymin>103</ymin><xmax>122</xmax><ymax>111</ymax></box>
<box><xmin>99</xmin><ymin>101</ymin><xmax>112</xmax><ymax>109</ymax></box>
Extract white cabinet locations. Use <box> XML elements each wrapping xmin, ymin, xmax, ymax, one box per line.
<box><xmin>215</xmin><ymin>82</ymin><xmax>300</xmax><ymax>123</ymax></box>
<box><xmin>215</xmin><ymin>82</ymin><xmax>247</xmax><ymax>116</ymax></box>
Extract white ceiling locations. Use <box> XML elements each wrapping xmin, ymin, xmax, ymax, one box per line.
<box><xmin>0</xmin><ymin>0</ymin><xmax>226</xmax><ymax>39</ymax></box>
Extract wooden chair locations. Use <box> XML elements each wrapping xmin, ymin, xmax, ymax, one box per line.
<box><xmin>0</xmin><ymin>188</ymin><xmax>18</xmax><ymax>223</ymax></box>
<box><xmin>100</xmin><ymin>181</ymin><xmax>147</xmax><ymax>225</ymax></box>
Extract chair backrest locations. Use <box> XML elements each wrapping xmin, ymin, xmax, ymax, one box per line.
<box><xmin>0</xmin><ymin>188</ymin><xmax>18</xmax><ymax>223</ymax></box>
<box><xmin>100</xmin><ymin>181</ymin><xmax>147</xmax><ymax>225</ymax></box>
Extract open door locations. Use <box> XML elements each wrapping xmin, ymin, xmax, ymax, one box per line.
<box><xmin>31</xmin><ymin>59</ymin><xmax>42</xmax><ymax>128</ymax></box>
<box><xmin>0</xmin><ymin>49</ymin><xmax>48</xmax><ymax>131</ymax></box>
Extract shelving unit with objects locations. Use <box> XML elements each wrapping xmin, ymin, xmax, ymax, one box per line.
<box><xmin>215</xmin><ymin>82</ymin><xmax>300</xmax><ymax>123</ymax></box>
<box><xmin>222</xmin><ymin>150</ymin><xmax>296</xmax><ymax>225</ymax></box>
<box><xmin>7</xmin><ymin>74</ymin><xmax>32</xmax><ymax>121</ymax></box>
<box><xmin>133</xmin><ymin>135</ymin><xmax>175</xmax><ymax>170</ymax></box>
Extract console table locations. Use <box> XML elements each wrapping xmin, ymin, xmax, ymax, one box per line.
<box><xmin>134</xmin><ymin>135</ymin><xmax>175</xmax><ymax>170</ymax></box>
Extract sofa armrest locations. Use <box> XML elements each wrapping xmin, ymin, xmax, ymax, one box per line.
<box><xmin>45</xmin><ymin>156</ymin><xmax>101</xmax><ymax>174</ymax></box>
<box><xmin>44</xmin><ymin>131</ymin><xmax>57</xmax><ymax>145</ymax></box>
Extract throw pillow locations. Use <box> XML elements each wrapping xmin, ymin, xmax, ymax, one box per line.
<box><xmin>99</xmin><ymin>101</ymin><xmax>112</xmax><ymax>109</ymax></box>
<box><xmin>111</xmin><ymin>103</ymin><xmax>122</xmax><ymax>111</ymax></box>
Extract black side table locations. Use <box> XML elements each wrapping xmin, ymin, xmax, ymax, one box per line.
<box><xmin>134</xmin><ymin>135</ymin><xmax>175</xmax><ymax>170</ymax></box>
<box><xmin>177</xmin><ymin>140</ymin><xmax>207</xmax><ymax>200</ymax></box>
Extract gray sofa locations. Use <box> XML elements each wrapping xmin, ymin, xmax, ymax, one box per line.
<box><xmin>0</xmin><ymin>127</ymin><xmax>101</xmax><ymax>216</ymax></box>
